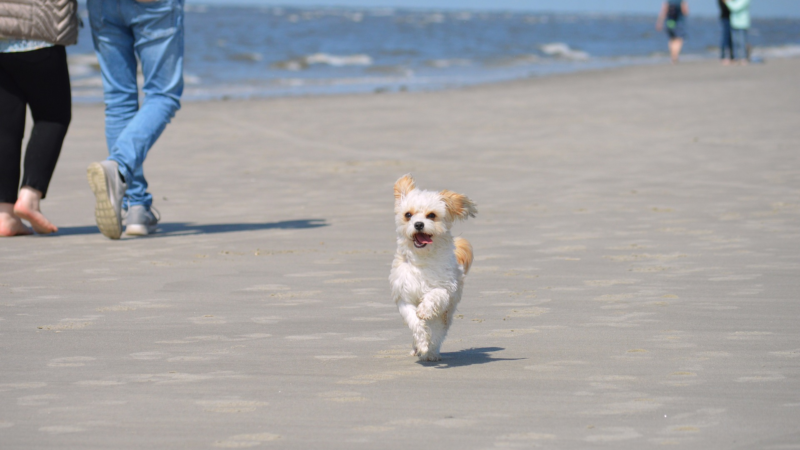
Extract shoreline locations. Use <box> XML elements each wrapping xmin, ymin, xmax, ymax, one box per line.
<box><xmin>72</xmin><ymin>54</ymin><xmax>797</xmax><ymax>106</ymax></box>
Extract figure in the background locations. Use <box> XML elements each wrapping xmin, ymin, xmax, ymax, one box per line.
<box><xmin>718</xmin><ymin>0</ymin><xmax>734</xmax><ymax>64</ymax></box>
<box><xmin>656</xmin><ymin>0</ymin><xmax>689</xmax><ymax>64</ymax></box>
<box><xmin>725</xmin><ymin>0</ymin><xmax>751</xmax><ymax>65</ymax></box>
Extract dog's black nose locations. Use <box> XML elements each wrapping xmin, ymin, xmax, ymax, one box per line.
<box><xmin>414</xmin><ymin>222</ymin><xmax>424</xmax><ymax>231</ymax></box>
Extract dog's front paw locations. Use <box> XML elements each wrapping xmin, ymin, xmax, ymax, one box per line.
<box><xmin>416</xmin><ymin>303</ymin><xmax>436</xmax><ymax>320</ymax></box>
<box><xmin>418</xmin><ymin>352</ymin><xmax>441</xmax><ymax>362</ymax></box>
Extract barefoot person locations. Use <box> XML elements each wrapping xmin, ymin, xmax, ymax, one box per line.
<box><xmin>86</xmin><ymin>0</ymin><xmax>184</xmax><ymax>239</ymax></box>
<box><xmin>718</xmin><ymin>0</ymin><xmax>734</xmax><ymax>64</ymax></box>
<box><xmin>726</xmin><ymin>0</ymin><xmax>751</xmax><ymax>65</ymax></box>
<box><xmin>656</xmin><ymin>0</ymin><xmax>689</xmax><ymax>64</ymax></box>
<box><xmin>0</xmin><ymin>0</ymin><xmax>79</xmax><ymax>237</ymax></box>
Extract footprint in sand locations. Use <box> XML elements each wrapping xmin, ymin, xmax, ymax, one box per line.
<box><xmin>212</xmin><ymin>432</ymin><xmax>281</xmax><ymax>448</ymax></box>
<box><xmin>39</xmin><ymin>426</ymin><xmax>86</xmax><ymax>434</ymax></box>
<box><xmin>319</xmin><ymin>391</ymin><xmax>367</xmax><ymax>402</ymax></box>
<box><xmin>48</xmin><ymin>356</ymin><xmax>96</xmax><ymax>367</ymax></box>
<box><xmin>74</xmin><ymin>380</ymin><xmax>125</xmax><ymax>386</ymax></box>
<box><xmin>584</xmin><ymin>427</ymin><xmax>641</xmax><ymax>442</ymax></box>
<box><xmin>129</xmin><ymin>352</ymin><xmax>166</xmax><ymax>360</ymax></box>
<box><xmin>315</xmin><ymin>354</ymin><xmax>357</xmax><ymax>361</ymax></box>
<box><xmin>197</xmin><ymin>399</ymin><xmax>268</xmax><ymax>413</ymax></box>
<box><xmin>189</xmin><ymin>315</ymin><xmax>227</xmax><ymax>325</ymax></box>
<box><xmin>18</xmin><ymin>394</ymin><xmax>59</xmax><ymax>406</ymax></box>
<box><xmin>251</xmin><ymin>316</ymin><xmax>283</xmax><ymax>324</ymax></box>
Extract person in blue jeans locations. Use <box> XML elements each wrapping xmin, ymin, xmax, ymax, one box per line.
<box><xmin>86</xmin><ymin>0</ymin><xmax>184</xmax><ymax>239</ymax></box>
<box><xmin>725</xmin><ymin>0</ymin><xmax>751</xmax><ymax>65</ymax></box>
<box><xmin>718</xmin><ymin>0</ymin><xmax>733</xmax><ymax>64</ymax></box>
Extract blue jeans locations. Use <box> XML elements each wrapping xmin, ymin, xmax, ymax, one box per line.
<box><xmin>732</xmin><ymin>28</ymin><xmax>748</xmax><ymax>61</ymax></box>
<box><xmin>720</xmin><ymin>18</ymin><xmax>733</xmax><ymax>59</ymax></box>
<box><xmin>87</xmin><ymin>0</ymin><xmax>184</xmax><ymax>208</ymax></box>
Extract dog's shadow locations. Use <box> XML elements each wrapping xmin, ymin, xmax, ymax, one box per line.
<box><xmin>420</xmin><ymin>347</ymin><xmax>523</xmax><ymax>368</ymax></box>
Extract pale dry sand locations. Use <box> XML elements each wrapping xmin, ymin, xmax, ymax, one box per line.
<box><xmin>1</xmin><ymin>59</ymin><xmax>799</xmax><ymax>449</ymax></box>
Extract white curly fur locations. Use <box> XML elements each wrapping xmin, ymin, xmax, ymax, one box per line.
<box><xmin>389</xmin><ymin>175</ymin><xmax>476</xmax><ymax>361</ymax></box>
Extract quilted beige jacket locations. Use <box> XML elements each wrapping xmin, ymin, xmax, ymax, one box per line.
<box><xmin>0</xmin><ymin>0</ymin><xmax>79</xmax><ymax>46</ymax></box>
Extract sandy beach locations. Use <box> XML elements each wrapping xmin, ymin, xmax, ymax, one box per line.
<box><xmin>2</xmin><ymin>59</ymin><xmax>799</xmax><ymax>449</ymax></box>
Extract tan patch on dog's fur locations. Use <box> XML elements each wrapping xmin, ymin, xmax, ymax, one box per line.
<box><xmin>440</xmin><ymin>190</ymin><xmax>478</xmax><ymax>222</ymax></box>
<box><xmin>394</xmin><ymin>174</ymin><xmax>416</xmax><ymax>201</ymax></box>
<box><xmin>454</xmin><ymin>237</ymin><xmax>474</xmax><ymax>275</ymax></box>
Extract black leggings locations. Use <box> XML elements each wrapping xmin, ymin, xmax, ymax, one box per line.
<box><xmin>0</xmin><ymin>45</ymin><xmax>71</xmax><ymax>203</ymax></box>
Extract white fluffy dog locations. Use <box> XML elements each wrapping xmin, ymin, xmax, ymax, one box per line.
<box><xmin>389</xmin><ymin>174</ymin><xmax>477</xmax><ymax>361</ymax></box>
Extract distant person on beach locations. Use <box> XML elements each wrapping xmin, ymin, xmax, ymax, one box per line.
<box><xmin>656</xmin><ymin>0</ymin><xmax>689</xmax><ymax>63</ymax></box>
<box><xmin>718</xmin><ymin>0</ymin><xmax>734</xmax><ymax>64</ymax></box>
<box><xmin>86</xmin><ymin>0</ymin><xmax>184</xmax><ymax>239</ymax></box>
<box><xmin>725</xmin><ymin>0</ymin><xmax>751</xmax><ymax>64</ymax></box>
<box><xmin>0</xmin><ymin>0</ymin><xmax>79</xmax><ymax>237</ymax></box>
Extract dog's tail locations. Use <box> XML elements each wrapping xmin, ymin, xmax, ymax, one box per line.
<box><xmin>454</xmin><ymin>237</ymin><xmax>474</xmax><ymax>275</ymax></box>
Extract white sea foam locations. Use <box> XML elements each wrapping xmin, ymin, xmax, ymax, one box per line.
<box><xmin>485</xmin><ymin>54</ymin><xmax>540</xmax><ymax>67</ymax></box>
<box><xmin>752</xmin><ymin>44</ymin><xmax>800</xmax><ymax>59</ymax></box>
<box><xmin>540</xmin><ymin>43</ymin><xmax>590</xmax><ymax>61</ymax></box>
<box><xmin>347</xmin><ymin>12</ymin><xmax>364</xmax><ymax>22</ymax></box>
<box><xmin>307</xmin><ymin>53</ymin><xmax>372</xmax><ymax>66</ymax></box>
<box><xmin>228</xmin><ymin>52</ymin><xmax>263</xmax><ymax>62</ymax></box>
<box><xmin>425</xmin><ymin>58</ymin><xmax>472</xmax><ymax>68</ymax></box>
<box><xmin>272</xmin><ymin>53</ymin><xmax>373</xmax><ymax>71</ymax></box>
<box><xmin>425</xmin><ymin>13</ymin><xmax>446</xmax><ymax>24</ymax></box>
<box><xmin>365</xmin><ymin>65</ymin><xmax>414</xmax><ymax>76</ymax></box>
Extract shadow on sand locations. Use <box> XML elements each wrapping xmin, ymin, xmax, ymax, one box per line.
<box><xmin>54</xmin><ymin>219</ymin><xmax>328</xmax><ymax>237</ymax></box>
<box><xmin>419</xmin><ymin>347</ymin><xmax>524</xmax><ymax>369</ymax></box>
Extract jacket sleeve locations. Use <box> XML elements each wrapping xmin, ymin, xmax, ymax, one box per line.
<box><xmin>725</xmin><ymin>0</ymin><xmax>750</xmax><ymax>13</ymax></box>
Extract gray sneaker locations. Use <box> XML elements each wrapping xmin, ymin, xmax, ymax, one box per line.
<box><xmin>87</xmin><ymin>160</ymin><xmax>127</xmax><ymax>240</ymax></box>
<box><xmin>124</xmin><ymin>205</ymin><xmax>160</xmax><ymax>236</ymax></box>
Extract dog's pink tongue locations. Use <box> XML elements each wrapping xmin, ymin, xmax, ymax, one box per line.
<box><xmin>416</xmin><ymin>234</ymin><xmax>433</xmax><ymax>244</ymax></box>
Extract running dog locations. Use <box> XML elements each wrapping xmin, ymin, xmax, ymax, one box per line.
<box><xmin>389</xmin><ymin>174</ymin><xmax>477</xmax><ymax>361</ymax></box>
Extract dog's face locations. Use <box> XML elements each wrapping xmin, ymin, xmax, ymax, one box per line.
<box><xmin>394</xmin><ymin>174</ymin><xmax>476</xmax><ymax>250</ymax></box>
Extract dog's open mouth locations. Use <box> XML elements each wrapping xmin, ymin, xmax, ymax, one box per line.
<box><xmin>413</xmin><ymin>233</ymin><xmax>433</xmax><ymax>248</ymax></box>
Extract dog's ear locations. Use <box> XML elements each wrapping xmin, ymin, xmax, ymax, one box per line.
<box><xmin>394</xmin><ymin>174</ymin><xmax>416</xmax><ymax>201</ymax></box>
<box><xmin>440</xmin><ymin>190</ymin><xmax>477</xmax><ymax>222</ymax></box>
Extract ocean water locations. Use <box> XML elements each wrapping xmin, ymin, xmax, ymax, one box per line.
<box><xmin>67</xmin><ymin>6</ymin><xmax>800</xmax><ymax>101</ymax></box>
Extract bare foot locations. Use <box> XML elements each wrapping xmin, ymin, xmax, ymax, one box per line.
<box><xmin>0</xmin><ymin>203</ymin><xmax>33</xmax><ymax>237</ymax></box>
<box><xmin>14</xmin><ymin>187</ymin><xmax>58</xmax><ymax>234</ymax></box>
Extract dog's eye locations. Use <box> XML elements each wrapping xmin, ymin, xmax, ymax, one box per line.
<box><xmin>426</xmin><ymin>213</ymin><xmax>436</xmax><ymax>220</ymax></box>
<box><xmin>404</xmin><ymin>212</ymin><xmax>412</xmax><ymax>219</ymax></box>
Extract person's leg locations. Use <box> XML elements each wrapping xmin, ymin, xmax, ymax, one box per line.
<box><xmin>0</xmin><ymin>55</ymin><xmax>32</xmax><ymax>236</ymax></box>
<box><xmin>87</xmin><ymin>0</ymin><xmax>140</xmax><ymax>174</ymax></box>
<box><xmin>112</xmin><ymin>0</ymin><xmax>184</xmax><ymax>209</ymax></box>
<box><xmin>669</xmin><ymin>38</ymin><xmax>683</xmax><ymax>63</ymax></box>
<box><xmin>720</xmin><ymin>18</ymin><xmax>732</xmax><ymax>63</ymax></box>
<box><xmin>732</xmin><ymin>28</ymin><xmax>746</xmax><ymax>63</ymax></box>
<box><xmin>87</xmin><ymin>0</ymin><xmax>138</xmax><ymax>239</ymax></box>
<box><xmin>741</xmin><ymin>29</ymin><xmax>749</xmax><ymax>64</ymax></box>
<box><xmin>11</xmin><ymin>46</ymin><xmax>72</xmax><ymax>234</ymax></box>
<box><xmin>0</xmin><ymin>57</ymin><xmax>25</xmax><ymax>205</ymax></box>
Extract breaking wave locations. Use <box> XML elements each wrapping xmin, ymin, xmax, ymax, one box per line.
<box><xmin>539</xmin><ymin>43</ymin><xmax>590</xmax><ymax>61</ymax></box>
<box><xmin>752</xmin><ymin>44</ymin><xmax>800</xmax><ymax>59</ymax></box>
<box><xmin>271</xmin><ymin>53</ymin><xmax>373</xmax><ymax>71</ymax></box>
